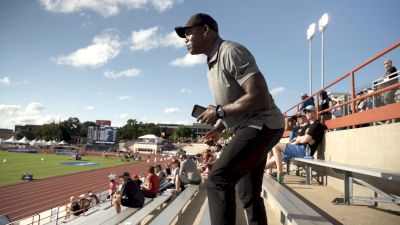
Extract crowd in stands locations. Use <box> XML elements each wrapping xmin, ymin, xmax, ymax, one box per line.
<box><xmin>59</xmin><ymin>59</ymin><xmax>398</xmax><ymax>222</ymax></box>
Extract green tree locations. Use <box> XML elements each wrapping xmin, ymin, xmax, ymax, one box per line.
<box><xmin>35</xmin><ymin>124</ymin><xmax>54</xmax><ymax>141</ymax></box>
<box><xmin>80</xmin><ymin>121</ymin><xmax>96</xmax><ymax>138</ymax></box>
<box><xmin>173</xmin><ymin>126</ymin><xmax>192</xmax><ymax>141</ymax></box>
<box><xmin>59</xmin><ymin>117</ymin><xmax>81</xmax><ymax>142</ymax></box>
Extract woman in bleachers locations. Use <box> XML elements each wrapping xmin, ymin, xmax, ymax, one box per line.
<box><xmin>159</xmin><ymin>159</ymin><xmax>180</xmax><ymax>193</ymax></box>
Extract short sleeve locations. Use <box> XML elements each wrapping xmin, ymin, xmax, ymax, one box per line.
<box><xmin>223</xmin><ymin>44</ymin><xmax>260</xmax><ymax>85</ymax></box>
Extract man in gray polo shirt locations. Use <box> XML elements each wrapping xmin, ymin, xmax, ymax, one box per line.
<box><xmin>175</xmin><ymin>154</ymin><xmax>201</xmax><ymax>192</ymax></box>
<box><xmin>175</xmin><ymin>13</ymin><xmax>285</xmax><ymax>225</ymax></box>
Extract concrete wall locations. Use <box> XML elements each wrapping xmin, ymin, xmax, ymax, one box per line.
<box><xmin>315</xmin><ymin>122</ymin><xmax>400</xmax><ymax>201</ymax></box>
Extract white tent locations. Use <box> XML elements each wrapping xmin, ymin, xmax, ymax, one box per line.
<box><xmin>16</xmin><ymin>136</ymin><xmax>31</xmax><ymax>144</ymax></box>
<box><xmin>4</xmin><ymin>136</ymin><xmax>17</xmax><ymax>144</ymax></box>
<box><xmin>58</xmin><ymin>140</ymin><xmax>68</xmax><ymax>145</ymax></box>
<box><xmin>30</xmin><ymin>139</ymin><xmax>37</xmax><ymax>146</ymax></box>
<box><xmin>138</xmin><ymin>134</ymin><xmax>164</xmax><ymax>144</ymax></box>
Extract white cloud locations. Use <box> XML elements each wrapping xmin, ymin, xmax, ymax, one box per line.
<box><xmin>40</xmin><ymin>0</ymin><xmax>181</xmax><ymax>17</ymax></box>
<box><xmin>130</xmin><ymin>26</ymin><xmax>160</xmax><ymax>51</ymax></box>
<box><xmin>85</xmin><ymin>106</ymin><xmax>94</xmax><ymax>110</ymax></box>
<box><xmin>25</xmin><ymin>102</ymin><xmax>46</xmax><ymax>114</ymax></box>
<box><xmin>120</xmin><ymin>113</ymin><xmax>129</xmax><ymax>118</ymax></box>
<box><xmin>0</xmin><ymin>104</ymin><xmax>21</xmax><ymax>116</ymax></box>
<box><xmin>0</xmin><ymin>114</ymin><xmax>69</xmax><ymax>130</ymax></box>
<box><xmin>118</xmin><ymin>95</ymin><xmax>134</xmax><ymax>100</ymax></box>
<box><xmin>0</xmin><ymin>77</ymin><xmax>11</xmax><ymax>85</ymax></box>
<box><xmin>130</xmin><ymin>27</ymin><xmax>184</xmax><ymax>51</ymax></box>
<box><xmin>270</xmin><ymin>86</ymin><xmax>285</xmax><ymax>96</ymax></box>
<box><xmin>160</xmin><ymin>32</ymin><xmax>186</xmax><ymax>48</ymax></box>
<box><xmin>0</xmin><ymin>102</ymin><xmax>69</xmax><ymax>129</ymax></box>
<box><xmin>104</xmin><ymin>68</ymin><xmax>141</xmax><ymax>78</ymax></box>
<box><xmin>180</xmin><ymin>88</ymin><xmax>192</xmax><ymax>94</ymax></box>
<box><xmin>164</xmin><ymin>107</ymin><xmax>179</xmax><ymax>113</ymax></box>
<box><xmin>56</xmin><ymin>30</ymin><xmax>121</xmax><ymax>68</ymax></box>
<box><xmin>169</xmin><ymin>54</ymin><xmax>206</xmax><ymax>67</ymax></box>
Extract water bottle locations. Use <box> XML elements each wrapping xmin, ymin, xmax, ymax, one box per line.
<box><xmin>304</xmin><ymin>145</ymin><xmax>314</xmax><ymax>159</ymax></box>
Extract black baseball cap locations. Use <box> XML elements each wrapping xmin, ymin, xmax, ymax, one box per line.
<box><xmin>175</xmin><ymin>13</ymin><xmax>218</xmax><ymax>38</ymax></box>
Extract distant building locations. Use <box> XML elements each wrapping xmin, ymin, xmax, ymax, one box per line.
<box><xmin>14</xmin><ymin>125</ymin><xmax>41</xmax><ymax>133</ymax></box>
<box><xmin>0</xmin><ymin>128</ymin><xmax>14</xmax><ymax>139</ymax></box>
<box><xmin>96</xmin><ymin>120</ymin><xmax>111</xmax><ymax>127</ymax></box>
<box><xmin>157</xmin><ymin>123</ymin><xmax>213</xmax><ymax>140</ymax></box>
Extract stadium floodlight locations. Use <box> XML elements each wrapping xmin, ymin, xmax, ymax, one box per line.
<box><xmin>307</xmin><ymin>23</ymin><xmax>316</xmax><ymax>40</ymax></box>
<box><xmin>319</xmin><ymin>13</ymin><xmax>329</xmax><ymax>88</ymax></box>
<box><xmin>318</xmin><ymin>13</ymin><xmax>329</xmax><ymax>32</ymax></box>
<box><xmin>307</xmin><ymin>23</ymin><xmax>316</xmax><ymax>95</ymax></box>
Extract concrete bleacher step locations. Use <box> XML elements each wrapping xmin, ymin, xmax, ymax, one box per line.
<box><xmin>121</xmin><ymin>192</ymin><xmax>173</xmax><ymax>225</ymax></box>
<box><xmin>262</xmin><ymin>173</ymin><xmax>332</xmax><ymax>225</ymax></box>
<box><xmin>63</xmin><ymin>200</ymin><xmax>134</xmax><ymax>225</ymax></box>
<box><xmin>197</xmin><ymin>200</ymin><xmax>210</xmax><ymax>225</ymax></box>
<box><xmin>148</xmin><ymin>185</ymin><xmax>199</xmax><ymax>225</ymax></box>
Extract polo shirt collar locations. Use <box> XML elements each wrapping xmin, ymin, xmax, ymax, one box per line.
<box><xmin>207</xmin><ymin>36</ymin><xmax>223</xmax><ymax>65</ymax></box>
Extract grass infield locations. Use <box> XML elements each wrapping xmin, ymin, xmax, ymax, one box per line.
<box><xmin>0</xmin><ymin>151</ymin><xmax>135</xmax><ymax>187</ymax></box>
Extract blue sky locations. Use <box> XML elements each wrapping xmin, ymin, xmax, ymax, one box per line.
<box><xmin>0</xmin><ymin>0</ymin><xmax>399</xmax><ymax>129</ymax></box>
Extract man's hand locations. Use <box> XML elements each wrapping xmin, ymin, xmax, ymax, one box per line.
<box><xmin>197</xmin><ymin>105</ymin><xmax>218</xmax><ymax>125</ymax></box>
<box><xmin>202</xmin><ymin>129</ymin><xmax>222</xmax><ymax>146</ymax></box>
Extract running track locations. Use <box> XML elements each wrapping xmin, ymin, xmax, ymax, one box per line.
<box><xmin>0</xmin><ymin>154</ymin><xmax>170</xmax><ymax>222</ymax></box>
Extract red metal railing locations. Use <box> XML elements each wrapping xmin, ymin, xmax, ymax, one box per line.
<box><xmin>283</xmin><ymin>41</ymin><xmax>400</xmax><ymax>129</ymax></box>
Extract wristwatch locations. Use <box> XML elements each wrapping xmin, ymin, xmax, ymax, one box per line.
<box><xmin>215</xmin><ymin>105</ymin><xmax>225</xmax><ymax>119</ymax></box>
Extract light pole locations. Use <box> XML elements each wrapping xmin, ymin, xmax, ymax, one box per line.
<box><xmin>319</xmin><ymin>13</ymin><xmax>329</xmax><ymax>88</ymax></box>
<box><xmin>307</xmin><ymin>23</ymin><xmax>316</xmax><ymax>96</ymax></box>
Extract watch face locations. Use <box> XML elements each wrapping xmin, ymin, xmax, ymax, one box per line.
<box><xmin>217</xmin><ymin>108</ymin><xmax>224</xmax><ymax>117</ymax></box>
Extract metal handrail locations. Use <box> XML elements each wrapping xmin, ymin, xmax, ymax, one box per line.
<box><xmin>283</xmin><ymin>42</ymin><xmax>400</xmax><ymax>125</ymax></box>
<box><xmin>7</xmin><ymin>190</ymin><xmax>110</xmax><ymax>225</ymax></box>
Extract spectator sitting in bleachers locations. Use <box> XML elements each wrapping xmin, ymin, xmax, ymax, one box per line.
<box><xmin>286</xmin><ymin>115</ymin><xmax>298</xmax><ymax>142</ymax></box>
<box><xmin>299</xmin><ymin>93</ymin><xmax>315</xmax><ymax>111</ymax></box>
<box><xmin>64</xmin><ymin>196</ymin><xmax>79</xmax><ymax>220</ymax></box>
<box><xmin>78</xmin><ymin>194</ymin><xmax>90</xmax><ymax>215</ymax></box>
<box><xmin>330</xmin><ymin>95</ymin><xmax>343</xmax><ymax>119</ymax></box>
<box><xmin>141</xmin><ymin>166</ymin><xmax>160</xmax><ymax>198</ymax></box>
<box><xmin>108</xmin><ymin>179</ymin><xmax>117</xmax><ymax>199</ymax></box>
<box><xmin>319</xmin><ymin>91</ymin><xmax>333</xmax><ymax>125</ymax></box>
<box><xmin>175</xmin><ymin>154</ymin><xmax>201</xmax><ymax>193</ymax></box>
<box><xmin>265</xmin><ymin>105</ymin><xmax>326</xmax><ymax>183</ymax></box>
<box><xmin>87</xmin><ymin>190</ymin><xmax>100</xmax><ymax>205</ymax></box>
<box><xmin>113</xmin><ymin>172</ymin><xmax>144</xmax><ymax>214</ymax></box>
<box><xmin>155</xmin><ymin>164</ymin><xmax>167</xmax><ymax>186</ymax></box>
<box><xmin>159</xmin><ymin>159</ymin><xmax>180</xmax><ymax>193</ymax></box>
<box><xmin>197</xmin><ymin>149</ymin><xmax>215</xmax><ymax>173</ymax></box>
<box><xmin>266</xmin><ymin>113</ymin><xmax>309</xmax><ymax>174</ymax></box>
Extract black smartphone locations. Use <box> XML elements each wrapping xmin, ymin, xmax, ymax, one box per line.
<box><xmin>191</xmin><ymin>105</ymin><xmax>207</xmax><ymax>118</ymax></box>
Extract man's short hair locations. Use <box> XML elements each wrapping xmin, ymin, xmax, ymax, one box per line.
<box><xmin>384</xmin><ymin>59</ymin><xmax>392</xmax><ymax>65</ymax></box>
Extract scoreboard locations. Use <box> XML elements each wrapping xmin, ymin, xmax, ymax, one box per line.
<box><xmin>87</xmin><ymin>126</ymin><xmax>118</xmax><ymax>144</ymax></box>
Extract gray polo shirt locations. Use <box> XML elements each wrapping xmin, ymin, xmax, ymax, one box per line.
<box><xmin>207</xmin><ymin>37</ymin><xmax>285</xmax><ymax>131</ymax></box>
<box><xmin>179</xmin><ymin>158</ymin><xmax>201</xmax><ymax>182</ymax></box>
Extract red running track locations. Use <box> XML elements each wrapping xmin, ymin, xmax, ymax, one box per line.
<box><xmin>0</xmin><ymin>155</ymin><xmax>171</xmax><ymax>222</ymax></box>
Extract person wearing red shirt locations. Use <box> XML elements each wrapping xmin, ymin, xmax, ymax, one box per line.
<box><xmin>141</xmin><ymin>166</ymin><xmax>160</xmax><ymax>198</ymax></box>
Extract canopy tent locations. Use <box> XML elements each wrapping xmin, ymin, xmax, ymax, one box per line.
<box><xmin>16</xmin><ymin>136</ymin><xmax>31</xmax><ymax>144</ymax></box>
<box><xmin>58</xmin><ymin>140</ymin><xmax>68</xmax><ymax>145</ymax></box>
<box><xmin>138</xmin><ymin>134</ymin><xmax>164</xmax><ymax>144</ymax></box>
<box><xmin>3</xmin><ymin>136</ymin><xmax>17</xmax><ymax>144</ymax></box>
<box><xmin>30</xmin><ymin>139</ymin><xmax>36</xmax><ymax>145</ymax></box>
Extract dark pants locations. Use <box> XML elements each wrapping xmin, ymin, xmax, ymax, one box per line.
<box><xmin>207</xmin><ymin>125</ymin><xmax>284</xmax><ymax>225</ymax></box>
